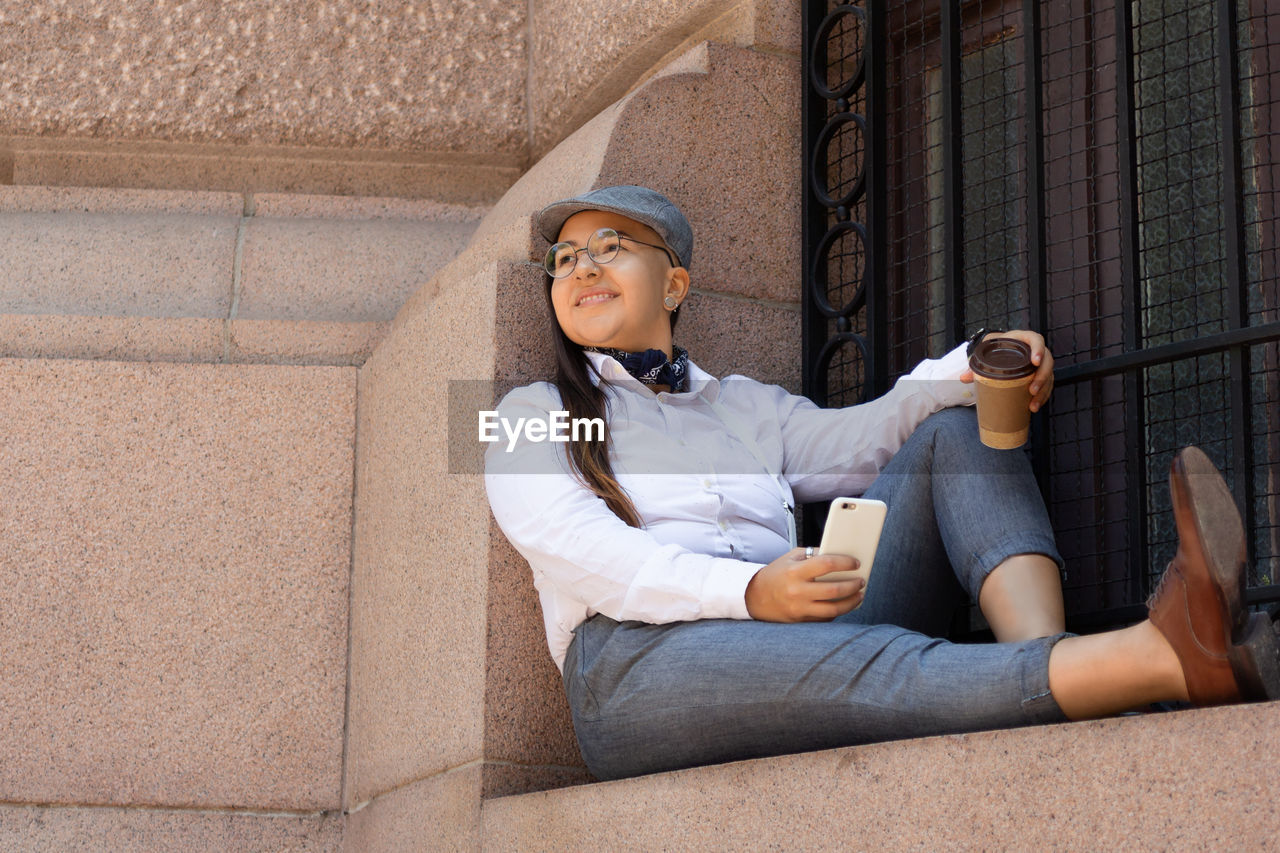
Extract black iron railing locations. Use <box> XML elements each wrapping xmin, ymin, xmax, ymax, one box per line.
<box><xmin>802</xmin><ymin>0</ymin><xmax>1280</xmax><ymax>632</ymax></box>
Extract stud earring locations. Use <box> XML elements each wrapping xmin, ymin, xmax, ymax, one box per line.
<box><xmin>664</xmin><ymin>296</ymin><xmax>679</xmax><ymax>310</ymax></box>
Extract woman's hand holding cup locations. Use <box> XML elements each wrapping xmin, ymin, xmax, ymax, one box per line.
<box><xmin>745</xmin><ymin>548</ymin><xmax>865</xmax><ymax>622</ymax></box>
<box><xmin>958</xmin><ymin>329</ymin><xmax>1056</xmax><ymax>449</ymax></box>
<box><xmin>958</xmin><ymin>329</ymin><xmax>1055</xmax><ymax>412</ymax></box>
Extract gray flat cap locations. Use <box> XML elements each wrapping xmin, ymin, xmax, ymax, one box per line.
<box><xmin>536</xmin><ymin>185</ymin><xmax>693</xmax><ymax>269</ymax></box>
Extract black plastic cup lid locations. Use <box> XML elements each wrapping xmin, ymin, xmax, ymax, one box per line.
<box><xmin>969</xmin><ymin>337</ymin><xmax>1035</xmax><ymax>379</ymax></box>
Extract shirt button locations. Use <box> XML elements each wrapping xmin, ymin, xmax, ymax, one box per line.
<box><xmin>702</xmin><ymin>479</ymin><xmax>712</xmax><ymax>489</ymax></box>
<box><xmin>718</xmin><ymin>521</ymin><xmax>729</xmax><ymax>531</ymax></box>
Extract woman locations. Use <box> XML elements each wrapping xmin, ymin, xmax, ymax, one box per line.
<box><xmin>485</xmin><ymin>184</ymin><xmax>1270</xmax><ymax>781</ymax></box>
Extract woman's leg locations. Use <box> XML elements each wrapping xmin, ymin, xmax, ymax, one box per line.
<box><xmin>563</xmin><ymin>614</ymin><xmax>1069</xmax><ymax>781</ymax></box>
<box><xmin>978</xmin><ymin>554</ymin><xmax>1065</xmax><ymax>642</ymax></box>
<box><xmin>844</xmin><ymin>406</ymin><xmax>1064</xmax><ymax>640</ymax></box>
<box><xmin>1048</xmin><ymin>620</ymin><xmax>1187</xmax><ymax>718</ymax></box>
<box><xmin>562</xmin><ymin>447</ymin><xmax>1266</xmax><ymax>781</ymax></box>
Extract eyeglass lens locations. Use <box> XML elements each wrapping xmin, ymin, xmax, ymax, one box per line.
<box><xmin>545</xmin><ymin>228</ymin><xmax>623</xmax><ymax>277</ymax></box>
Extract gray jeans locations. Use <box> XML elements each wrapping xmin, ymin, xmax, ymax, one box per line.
<box><xmin>562</xmin><ymin>407</ymin><xmax>1072</xmax><ymax>781</ymax></box>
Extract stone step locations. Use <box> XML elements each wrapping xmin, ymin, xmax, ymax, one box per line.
<box><xmin>0</xmin><ymin>185</ymin><xmax>488</xmax><ymax>365</ymax></box>
<box><xmin>479</xmin><ymin>700</ymin><xmax>1280</xmax><ymax>849</ymax></box>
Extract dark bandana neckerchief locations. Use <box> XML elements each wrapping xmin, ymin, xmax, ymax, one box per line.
<box><xmin>590</xmin><ymin>345</ymin><xmax>690</xmax><ymax>392</ymax></box>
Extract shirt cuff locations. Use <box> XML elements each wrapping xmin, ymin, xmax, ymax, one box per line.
<box><xmin>907</xmin><ymin>341</ymin><xmax>970</xmax><ymax>380</ymax></box>
<box><xmin>701</xmin><ymin>557</ymin><xmax>764</xmax><ymax>620</ymax></box>
<box><xmin>902</xmin><ymin>342</ymin><xmax>975</xmax><ymax>409</ymax></box>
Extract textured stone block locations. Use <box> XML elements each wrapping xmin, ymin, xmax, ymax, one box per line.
<box><xmin>0</xmin><ymin>805</ymin><xmax>342</xmax><ymax>853</ymax></box>
<box><xmin>346</xmin><ymin>263</ymin><xmax>501</xmax><ymax>806</ymax></box>
<box><xmin>238</xmin><ymin>217</ymin><xmax>477</xmax><ymax>323</ymax></box>
<box><xmin>480</xmin><ymin>762</ymin><xmax>594</xmax><ymax>801</ymax></box>
<box><xmin>0</xmin><ymin>314</ymin><xmax>225</xmax><ymax>363</ymax></box>
<box><xmin>481</xmin><ymin>701</ymin><xmax>1280</xmax><ymax>849</ymax></box>
<box><xmin>751</xmin><ymin>0</ymin><xmax>803</xmax><ymax>53</ymax></box>
<box><xmin>344</xmin><ymin>767</ymin><xmax>481</xmax><ymax>853</ymax></box>
<box><xmin>675</xmin><ymin>291</ymin><xmax>802</xmax><ymax>391</ymax></box>
<box><xmin>0</xmin><ymin>211</ymin><xmax>237</xmax><ymax>317</ymax></box>
<box><xmin>529</xmin><ymin>0</ymin><xmax>740</xmax><ymax>157</ymax></box>
<box><xmin>483</xmin><ymin>523</ymin><xmax>585</xmax><ymax>779</ymax></box>
<box><xmin>0</xmin><ymin>2</ymin><xmax>527</xmax><ymax>155</ymax></box>
<box><xmin>0</xmin><ymin>185</ymin><xmax>243</xmax><ymax>216</ymax></box>
<box><xmin>0</xmin><ymin>359</ymin><xmax>355</xmax><ymax>810</ymax></box>
<box><xmin>228</xmin><ymin>318</ymin><xmax>390</xmax><ymax>366</ymax></box>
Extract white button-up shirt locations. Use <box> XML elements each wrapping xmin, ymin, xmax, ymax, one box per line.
<box><xmin>485</xmin><ymin>345</ymin><xmax>975</xmax><ymax>670</ymax></box>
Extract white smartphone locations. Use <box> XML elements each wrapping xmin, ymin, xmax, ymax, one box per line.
<box><xmin>814</xmin><ymin>497</ymin><xmax>887</xmax><ymax>601</ymax></box>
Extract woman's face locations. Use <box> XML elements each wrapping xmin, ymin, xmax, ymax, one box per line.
<box><xmin>550</xmin><ymin>209</ymin><xmax>688</xmax><ymax>356</ymax></box>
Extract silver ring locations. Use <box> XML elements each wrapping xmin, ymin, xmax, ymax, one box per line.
<box><xmin>805</xmin><ymin>546</ymin><xmax>814</xmax><ymax>558</ymax></box>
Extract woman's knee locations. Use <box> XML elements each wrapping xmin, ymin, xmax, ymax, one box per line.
<box><xmin>919</xmin><ymin>406</ymin><xmax>980</xmax><ymax>448</ymax></box>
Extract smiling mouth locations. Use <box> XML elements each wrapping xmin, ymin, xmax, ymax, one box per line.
<box><xmin>576</xmin><ymin>292</ymin><xmax>617</xmax><ymax>307</ymax></box>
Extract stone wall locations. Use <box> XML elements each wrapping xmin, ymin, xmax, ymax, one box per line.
<box><xmin>0</xmin><ymin>3</ymin><xmax>806</xmax><ymax>848</ymax></box>
<box><xmin>0</xmin><ymin>0</ymin><xmax>799</xmax><ymax>197</ymax></box>
<box><xmin>346</xmin><ymin>39</ymin><xmax>803</xmax><ymax>847</ymax></box>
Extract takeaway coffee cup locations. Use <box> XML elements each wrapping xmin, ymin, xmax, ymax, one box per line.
<box><xmin>968</xmin><ymin>337</ymin><xmax>1036</xmax><ymax>449</ymax></box>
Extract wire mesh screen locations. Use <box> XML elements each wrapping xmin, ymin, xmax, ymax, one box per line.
<box><xmin>1241</xmin><ymin>0</ymin><xmax>1279</xmax><ymax>327</ymax></box>
<box><xmin>1252</xmin><ymin>341</ymin><xmax>1280</xmax><ymax>589</ymax></box>
<box><xmin>804</xmin><ymin>0</ymin><xmax>1280</xmax><ymax>630</ymax></box>
<box><xmin>1143</xmin><ymin>354</ymin><xmax>1235</xmax><ymax>587</ymax></box>
<box><xmin>881</xmin><ymin>4</ymin><xmax>946</xmax><ymax>374</ymax></box>
<box><xmin>1134</xmin><ymin>0</ymin><xmax>1230</xmax><ymax>346</ymax></box>
<box><xmin>1049</xmin><ymin>375</ymin><xmax>1137</xmax><ymax>614</ymax></box>
<box><xmin>1042</xmin><ymin>2</ymin><xmax>1127</xmax><ymax>365</ymax></box>
<box><xmin>1240</xmin><ymin>2</ymin><xmax>1280</xmax><ymax>594</ymax></box>
<box><xmin>959</xmin><ymin>3</ymin><xmax>1029</xmax><ymax>335</ymax></box>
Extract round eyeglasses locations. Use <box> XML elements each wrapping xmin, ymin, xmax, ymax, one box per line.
<box><xmin>545</xmin><ymin>227</ymin><xmax>677</xmax><ymax>278</ymax></box>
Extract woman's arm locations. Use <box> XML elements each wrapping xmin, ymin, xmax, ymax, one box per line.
<box><xmin>755</xmin><ymin>343</ymin><xmax>973</xmax><ymax>502</ymax></box>
<box><xmin>776</xmin><ymin>332</ymin><xmax>1054</xmax><ymax>502</ymax></box>
<box><xmin>485</xmin><ymin>384</ymin><xmax>762</xmax><ymax>625</ymax></box>
<box><xmin>485</xmin><ymin>385</ymin><xmax>865</xmax><ymax>628</ymax></box>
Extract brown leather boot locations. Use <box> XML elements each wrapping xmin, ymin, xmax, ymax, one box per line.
<box><xmin>1146</xmin><ymin>447</ymin><xmax>1248</xmax><ymax>705</ymax></box>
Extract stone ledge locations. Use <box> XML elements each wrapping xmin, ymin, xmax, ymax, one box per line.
<box><xmin>3</xmin><ymin>137</ymin><xmax>521</xmax><ymax>202</ymax></box>
<box><xmin>481</xmin><ymin>701</ymin><xmax>1280</xmax><ymax>849</ymax></box>
<box><xmin>0</xmin><ymin>314</ymin><xmax>388</xmax><ymax>367</ymax></box>
<box><xmin>0</xmin><ymin>185</ymin><xmax>479</xmax><ymax>364</ymax></box>
<box><xmin>0</xmin><ymin>804</ymin><xmax>342</xmax><ymax>853</ymax></box>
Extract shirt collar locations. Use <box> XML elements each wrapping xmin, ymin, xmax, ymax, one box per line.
<box><xmin>583</xmin><ymin>349</ymin><xmax>721</xmax><ymax>403</ymax></box>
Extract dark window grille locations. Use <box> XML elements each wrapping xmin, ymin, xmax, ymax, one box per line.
<box><xmin>802</xmin><ymin>0</ymin><xmax>1280</xmax><ymax>632</ymax></box>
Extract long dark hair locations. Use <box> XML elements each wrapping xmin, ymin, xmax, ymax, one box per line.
<box><xmin>544</xmin><ymin>272</ymin><xmax>680</xmax><ymax>528</ymax></box>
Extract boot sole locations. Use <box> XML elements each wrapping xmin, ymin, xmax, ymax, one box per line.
<box><xmin>1171</xmin><ymin>446</ymin><xmax>1248</xmax><ymax>638</ymax></box>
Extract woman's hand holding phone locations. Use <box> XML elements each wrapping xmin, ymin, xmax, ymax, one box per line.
<box><xmin>744</xmin><ymin>548</ymin><xmax>865</xmax><ymax>622</ymax></box>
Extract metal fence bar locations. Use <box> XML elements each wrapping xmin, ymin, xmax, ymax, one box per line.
<box><xmin>1023</xmin><ymin>0</ymin><xmax>1047</xmax><ymax>335</ymax></box>
<box><xmin>941</xmin><ymin>0</ymin><xmax>965</xmax><ymax>345</ymax></box>
<box><xmin>866</xmin><ymin>1</ymin><xmax>889</xmax><ymax>396</ymax></box>
<box><xmin>1056</xmin><ymin>319</ymin><xmax>1280</xmax><ymax>383</ymax></box>
<box><xmin>1218</xmin><ymin>0</ymin><xmax>1257</xmax><ymax>552</ymax></box>
<box><xmin>1114</xmin><ymin>0</ymin><xmax>1149</xmax><ymax>604</ymax></box>
<box><xmin>1022</xmin><ymin>0</ymin><xmax>1050</xmax><ymax>495</ymax></box>
<box><xmin>800</xmin><ymin>0</ymin><xmax>830</xmax><ymax>407</ymax></box>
